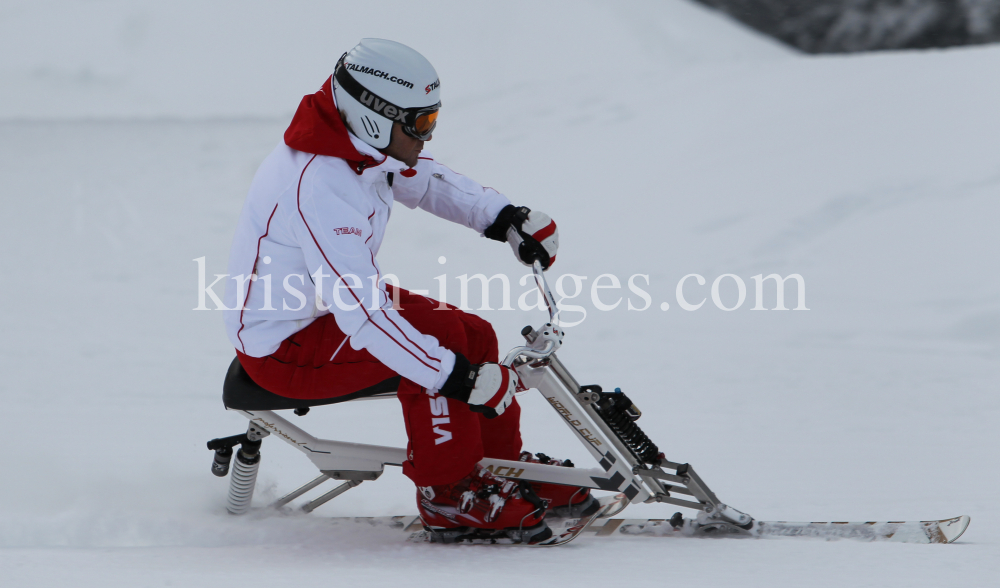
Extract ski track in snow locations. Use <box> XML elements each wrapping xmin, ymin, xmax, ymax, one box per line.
<box><xmin>1</xmin><ymin>1</ymin><xmax>999</xmax><ymax>587</ymax></box>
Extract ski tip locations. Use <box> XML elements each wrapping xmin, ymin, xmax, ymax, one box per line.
<box><xmin>596</xmin><ymin>493</ymin><xmax>629</xmax><ymax>519</ymax></box>
<box><xmin>937</xmin><ymin>515</ymin><xmax>970</xmax><ymax>544</ymax></box>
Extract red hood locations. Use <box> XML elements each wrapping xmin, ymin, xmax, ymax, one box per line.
<box><xmin>283</xmin><ymin>77</ymin><xmax>381</xmax><ymax>173</ymax></box>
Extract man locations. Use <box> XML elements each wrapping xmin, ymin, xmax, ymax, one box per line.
<box><xmin>224</xmin><ymin>39</ymin><xmax>592</xmax><ymax>541</ymax></box>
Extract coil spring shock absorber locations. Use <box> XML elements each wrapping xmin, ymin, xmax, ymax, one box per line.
<box><xmin>582</xmin><ymin>385</ymin><xmax>661</xmax><ymax>464</ymax></box>
<box><xmin>207</xmin><ymin>423</ymin><xmax>269</xmax><ymax>515</ymax></box>
<box><xmin>227</xmin><ymin>440</ymin><xmax>262</xmax><ymax>515</ymax></box>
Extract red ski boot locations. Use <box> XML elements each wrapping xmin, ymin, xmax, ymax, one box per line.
<box><xmin>416</xmin><ymin>464</ymin><xmax>550</xmax><ymax>544</ymax></box>
<box><xmin>519</xmin><ymin>451</ymin><xmax>601</xmax><ymax>518</ymax></box>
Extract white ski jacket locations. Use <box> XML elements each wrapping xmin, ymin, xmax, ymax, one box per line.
<box><xmin>223</xmin><ymin>78</ymin><xmax>509</xmax><ymax>391</ymax></box>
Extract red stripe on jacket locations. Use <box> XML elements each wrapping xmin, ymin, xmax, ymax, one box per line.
<box><xmin>295</xmin><ymin>155</ymin><xmax>440</xmax><ymax>373</ymax></box>
<box><xmin>236</xmin><ymin>203</ymin><xmax>280</xmax><ymax>354</ymax></box>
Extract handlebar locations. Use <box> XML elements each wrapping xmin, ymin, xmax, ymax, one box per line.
<box><xmin>532</xmin><ymin>260</ymin><xmax>559</xmax><ymax>324</ymax></box>
<box><xmin>501</xmin><ymin>261</ymin><xmax>562</xmax><ymax>367</ymax></box>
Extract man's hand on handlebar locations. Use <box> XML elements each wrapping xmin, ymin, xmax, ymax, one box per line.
<box><xmin>484</xmin><ymin>205</ymin><xmax>559</xmax><ymax>270</ymax></box>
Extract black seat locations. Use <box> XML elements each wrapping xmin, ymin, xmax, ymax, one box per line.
<box><xmin>222</xmin><ymin>357</ymin><xmax>399</xmax><ymax>411</ymax></box>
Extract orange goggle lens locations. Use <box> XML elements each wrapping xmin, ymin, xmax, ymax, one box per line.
<box><xmin>414</xmin><ymin>110</ymin><xmax>438</xmax><ymax>135</ymax></box>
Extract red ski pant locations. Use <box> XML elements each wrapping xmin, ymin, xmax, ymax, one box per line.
<box><xmin>236</xmin><ymin>286</ymin><xmax>522</xmax><ymax>486</ymax></box>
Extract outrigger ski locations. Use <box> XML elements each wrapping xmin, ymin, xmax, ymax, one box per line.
<box><xmin>593</xmin><ymin>513</ymin><xmax>970</xmax><ymax>544</ymax></box>
<box><xmin>208</xmin><ymin>261</ymin><xmax>971</xmax><ymax>546</ymax></box>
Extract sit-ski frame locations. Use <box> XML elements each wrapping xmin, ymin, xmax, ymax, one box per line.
<box><xmin>221</xmin><ymin>262</ymin><xmax>753</xmax><ymax>529</ymax></box>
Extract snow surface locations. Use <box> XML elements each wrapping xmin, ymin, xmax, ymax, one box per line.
<box><xmin>1</xmin><ymin>1</ymin><xmax>998</xmax><ymax>587</ymax></box>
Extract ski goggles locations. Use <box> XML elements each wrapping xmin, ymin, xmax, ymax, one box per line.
<box><xmin>334</xmin><ymin>55</ymin><xmax>440</xmax><ymax>141</ymax></box>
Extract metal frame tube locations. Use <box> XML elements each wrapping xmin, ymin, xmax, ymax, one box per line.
<box><xmin>271</xmin><ymin>474</ymin><xmax>330</xmax><ymax>509</ymax></box>
<box><xmin>302</xmin><ymin>480</ymin><xmax>363</xmax><ymax>513</ymax></box>
<box><xmin>516</xmin><ymin>360</ymin><xmax>650</xmax><ymax>502</ymax></box>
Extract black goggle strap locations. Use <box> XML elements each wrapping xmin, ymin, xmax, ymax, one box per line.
<box><xmin>334</xmin><ymin>56</ymin><xmax>440</xmax><ymax>129</ymax></box>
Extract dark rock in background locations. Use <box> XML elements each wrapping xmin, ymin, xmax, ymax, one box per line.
<box><xmin>694</xmin><ymin>0</ymin><xmax>1000</xmax><ymax>52</ymax></box>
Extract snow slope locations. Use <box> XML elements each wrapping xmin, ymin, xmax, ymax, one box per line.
<box><xmin>1</xmin><ymin>1</ymin><xmax>998</xmax><ymax>587</ymax></box>
<box><xmin>0</xmin><ymin>0</ymin><xmax>786</xmax><ymax>119</ymax></box>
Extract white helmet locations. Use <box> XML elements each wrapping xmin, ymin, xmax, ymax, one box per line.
<box><xmin>332</xmin><ymin>38</ymin><xmax>441</xmax><ymax>150</ymax></box>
